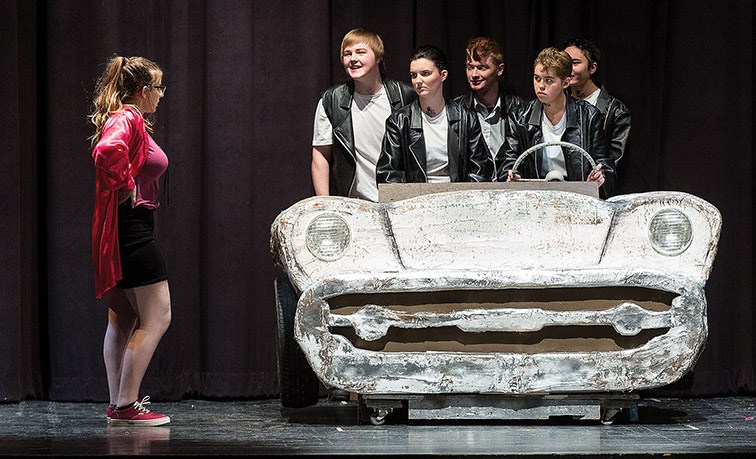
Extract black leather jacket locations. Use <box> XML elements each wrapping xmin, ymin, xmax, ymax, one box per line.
<box><xmin>319</xmin><ymin>78</ymin><xmax>416</xmax><ymax>197</ymax></box>
<box><xmin>595</xmin><ymin>86</ymin><xmax>631</xmax><ymax>167</ymax></box>
<box><xmin>376</xmin><ymin>99</ymin><xmax>494</xmax><ymax>183</ymax></box>
<box><xmin>496</xmin><ymin>96</ymin><xmax>616</xmax><ymax>197</ymax></box>
<box><xmin>454</xmin><ymin>85</ymin><xmax>526</xmax><ymax>127</ymax></box>
<box><xmin>454</xmin><ymin>86</ymin><xmax>526</xmax><ymax>177</ymax></box>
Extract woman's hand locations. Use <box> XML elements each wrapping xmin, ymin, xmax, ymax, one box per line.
<box><xmin>587</xmin><ymin>163</ymin><xmax>605</xmax><ymax>187</ymax></box>
<box><xmin>506</xmin><ymin>171</ymin><xmax>521</xmax><ymax>182</ymax></box>
<box><xmin>118</xmin><ymin>187</ymin><xmax>136</xmax><ymax>207</ymax></box>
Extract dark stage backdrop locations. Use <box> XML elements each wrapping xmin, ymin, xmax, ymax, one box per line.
<box><xmin>1</xmin><ymin>0</ymin><xmax>753</xmax><ymax>402</ymax></box>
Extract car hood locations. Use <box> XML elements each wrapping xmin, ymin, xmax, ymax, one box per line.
<box><xmin>271</xmin><ymin>190</ymin><xmax>721</xmax><ymax>292</ymax></box>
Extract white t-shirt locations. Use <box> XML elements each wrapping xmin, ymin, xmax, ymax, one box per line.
<box><xmin>583</xmin><ymin>87</ymin><xmax>601</xmax><ymax>107</ymax></box>
<box><xmin>312</xmin><ymin>86</ymin><xmax>391</xmax><ymax>201</ymax></box>
<box><xmin>422</xmin><ymin>107</ymin><xmax>451</xmax><ymax>183</ymax></box>
<box><xmin>540</xmin><ymin>110</ymin><xmax>567</xmax><ymax>180</ymax></box>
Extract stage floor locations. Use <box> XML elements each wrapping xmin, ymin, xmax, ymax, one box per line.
<box><xmin>0</xmin><ymin>396</ymin><xmax>754</xmax><ymax>457</ymax></box>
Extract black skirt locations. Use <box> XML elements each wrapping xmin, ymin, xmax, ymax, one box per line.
<box><xmin>115</xmin><ymin>204</ymin><xmax>167</xmax><ymax>289</ymax></box>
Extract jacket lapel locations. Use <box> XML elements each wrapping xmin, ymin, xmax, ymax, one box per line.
<box><xmin>446</xmin><ymin>103</ymin><xmax>461</xmax><ymax>182</ymax></box>
<box><xmin>564</xmin><ymin>96</ymin><xmax>582</xmax><ymax>148</ymax></box>
<box><xmin>331</xmin><ymin>83</ymin><xmax>354</xmax><ymax>159</ymax></box>
<box><xmin>408</xmin><ymin>103</ymin><xmax>427</xmax><ymax>182</ymax></box>
<box><xmin>528</xmin><ymin>101</ymin><xmax>544</xmax><ymax>172</ymax></box>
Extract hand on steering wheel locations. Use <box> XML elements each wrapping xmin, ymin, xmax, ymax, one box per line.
<box><xmin>511</xmin><ymin>141</ymin><xmax>600</xmax><ymax>184</ymax></box>
<box><xmin>586</xmin><ymin>163</ymin><xmax>605</xmax><ymax>186</ymax></box>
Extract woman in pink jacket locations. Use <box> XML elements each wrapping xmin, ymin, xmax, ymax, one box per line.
<box><xmin>90</xmin><ymin>55</ymin><xmax>170</xmax><ymax>426</ymax></box>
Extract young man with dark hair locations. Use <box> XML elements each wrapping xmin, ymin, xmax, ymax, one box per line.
<box><xmin>563</xmin><ymin>38</ymin><xmax>631</xmax><ymax>170</ymax></box>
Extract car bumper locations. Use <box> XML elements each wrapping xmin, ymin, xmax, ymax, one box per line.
<box><xmin>294</xmin><ymin>268</ymin><xmax>707</xmax><ymax>394</ymax></box>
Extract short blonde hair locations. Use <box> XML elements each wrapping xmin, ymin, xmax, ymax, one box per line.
<box><xmin>534</xmin><ymin>47</ymin><xmax>572</xmax><ymax>80</ymax></box>
<box><xmin>340</xmin><ymin>28</ymin><xmax>385</xmax><ymax>61</ymax></box>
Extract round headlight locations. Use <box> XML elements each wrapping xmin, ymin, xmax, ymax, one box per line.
<box><xmin>305</xmin><ymin>213</ymin><xmax>351</xmax><ymax>261</ymax></box>
<box><xmin>648</xmin><ymin>208</ymin><xmax>693</xmax><ymax>255</ymax></box>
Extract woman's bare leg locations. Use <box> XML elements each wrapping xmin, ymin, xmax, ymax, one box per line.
<box><xmin>104</xmin><ymin>289</ymin><xmax>138</xmax><ymax>406</ymax></box>
<box><xmin>115</xmin><ymin>280</ymin><xmax>171</xmax><ymax>407</ymax></box>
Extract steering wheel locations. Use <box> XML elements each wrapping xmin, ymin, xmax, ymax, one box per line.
<box><xmin>511</xmin><ymin>141</ymin><xmax>597</xmax><ymax>182</ymax></box>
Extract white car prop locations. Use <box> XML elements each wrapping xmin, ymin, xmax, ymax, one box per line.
<box><xmin>271</xmin><ymin>149</ymin><xmax>721</xmax><ymax>424</ymax></box>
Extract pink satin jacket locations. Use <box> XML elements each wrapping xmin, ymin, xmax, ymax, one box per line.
<box><xmin>91</xmin><ymin>106</ymin><xmax>148</xmax><ymax>298</ymax></box>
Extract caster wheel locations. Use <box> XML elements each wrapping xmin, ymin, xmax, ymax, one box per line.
<box><xmin>370</xmin><ymin>408</ymin><xmax>390</xmax><ymax>426</ymax></box>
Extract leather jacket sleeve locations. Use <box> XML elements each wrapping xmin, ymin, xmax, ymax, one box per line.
<box><xmin>608</xmin><ymin>101</ymin><xmax>631</xmax><ymax>166</ymax></box>
<box><xmin>584</xmin><ymin>107</ymin><xmax>616</xmax><ymax>197</ymax></box>
<box><xmin>376</xmin><ymin>111</ymin><xmax>407</xmax><ymax>183</ymax></box>
<box><xmin>496</xmin><ymin>108</ymin><xmax>526</xmax><ymax>180</ymax></box>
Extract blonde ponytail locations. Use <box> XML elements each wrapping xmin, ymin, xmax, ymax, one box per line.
<box><xmin>88</xmin><ymin>55</ymin><xmax>161</xmax><ymax>144</ymax></box>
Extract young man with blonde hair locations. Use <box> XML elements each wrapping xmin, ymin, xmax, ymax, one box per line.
<box><xmin>498</xmin><ymin>47</ymin><xmax>616</xmax><ymax>197</ymax></box>
<box><xmin>311</xmin><ymin>28</ymin><xmax>416</xmax><ymax>201</ymax></box>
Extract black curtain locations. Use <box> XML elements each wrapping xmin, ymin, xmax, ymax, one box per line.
<box><xmin>1</xmin><ymin>0</ymin><xmax>753</xmax><ymax>402</ymax></box>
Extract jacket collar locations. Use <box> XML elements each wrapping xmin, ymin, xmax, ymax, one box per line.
<box><xmin>564</xmin><ymin>95</ymin><xmax>579</xmax><ymax>129</ymax></box>
<box><xmin>338</xmin><ymin>81</ymin><xmax>355</xmax><ymax>111</ymax></box>
<box><xmin>528</xmin><ymin>93</ymin><xmax>579</xmax><ymax>129</ymax></box>
<box><xmin>460</xmin><ymin>84</ymin><xmax>508</xmax><ymax>109</ymax></box>
<box><xmin>595</xmin><ymin>85</ymin><xmax>610</xmax><ymax>112</ymax></box>
<box><xmin>341</xmin><ymin>78</ymin><xmax>405</xmax><ymax>110</ymax></box>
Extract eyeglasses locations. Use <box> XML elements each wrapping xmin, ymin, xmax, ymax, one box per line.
<box><xmin>149</xmin><ymin>84</ymin><xmax>167</xmax><ymax>94</ymax></box>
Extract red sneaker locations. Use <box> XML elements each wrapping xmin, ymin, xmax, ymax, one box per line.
<box><xmin>109</xmin><ymin>396</ymin><xmax>170</xmax><ymax>427</ymax></box>
<box><xmin>106</xmin><ymin>404</ymin><xmax>115</xmax><ymax>422</ymax></box>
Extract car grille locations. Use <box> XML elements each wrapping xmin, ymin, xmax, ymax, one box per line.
<box><xmin>328</xmin><ymin>287</ymin><xmax>674</xmax><ymax>353</ymax></box>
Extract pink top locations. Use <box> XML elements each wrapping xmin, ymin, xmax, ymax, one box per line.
<box><xmin>135</xmin><ymin>135</ymin><xmax>168</xmax><ymax>209</ymax></box>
